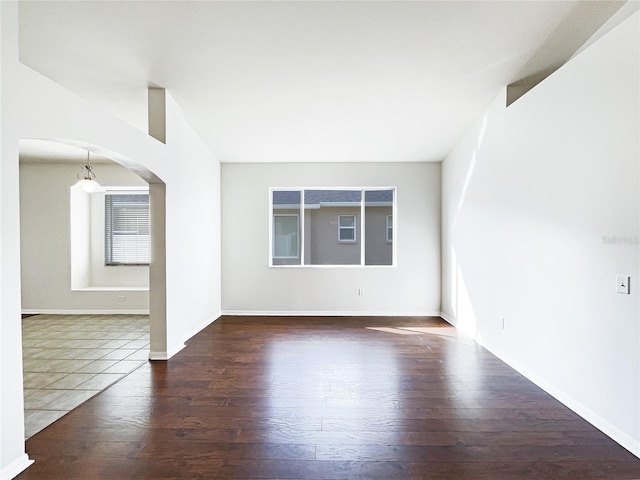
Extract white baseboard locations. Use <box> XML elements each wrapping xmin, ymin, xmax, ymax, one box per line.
<box><xmin>22</xmin><ymin>309</ymin><xmax>150</xmax><ymax>315</ymax></box>
<box><xmin>479</xmin><ymin>337</ymin><xmax>640</xmax><ymax>459</ymax></box>
<box><xmin>182</xmin><ymin>314</ymin><xmax>221</xmax><ymax>344</ymax></box>
<box><xmin>149</xmin><ymin>342</ymin><xmax>185</xmax><ymax>361</ymax></box>
<box><xmin>71</xmin><ymin>287</ymin><xmax>148</xmax><ymax>292</ymax></box>
<box><xmin>221</xmin><ymin>310</ymin><xmax>442</xmax><ymax>317</ymax></box>
<box><xmin>439</xmin><ymin>311</ymin><xmax>456</xmax><ymax>326</ymax></box>
<box><xmin>1</xmin><ymin>454</ymin><xmax>34</xmax><ymax>480</ymax></box>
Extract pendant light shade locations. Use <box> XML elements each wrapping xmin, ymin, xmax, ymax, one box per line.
<box><xmin>76</xmin><ymin>151</ymin><xmax>102</xmax><ymax>192</ymax></box>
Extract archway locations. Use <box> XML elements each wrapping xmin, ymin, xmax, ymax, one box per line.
<box><xmin>18</xmin><ymin>139</ymin><xmax>167</xmax><ymax>434</ymax></box>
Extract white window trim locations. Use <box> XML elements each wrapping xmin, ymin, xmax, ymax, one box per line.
<box><xmin>338</xmin><ymin>215</ymin><xmax>357</xmax><ymax>243</ymax></box>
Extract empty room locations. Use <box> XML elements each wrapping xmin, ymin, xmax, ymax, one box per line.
<box><xmin>0</xmin><ymin>1</ymin><xmax>639</xmax><ymax>479</ymax></box>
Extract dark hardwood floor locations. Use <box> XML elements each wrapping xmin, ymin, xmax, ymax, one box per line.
<box><xmin>18</xmin><ymin>316</ymin><xmax>640</xmax><ymax>479</ymax></box>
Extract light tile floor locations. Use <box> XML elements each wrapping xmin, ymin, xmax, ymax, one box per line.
<box><xmin>22</xmin><ymin>314</ymin><xmax>149</xmax><ymax>439</ymax></box>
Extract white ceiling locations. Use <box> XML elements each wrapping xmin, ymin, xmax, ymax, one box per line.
<box><xmin>18</xmin><ymin>1</ymin><xmax>626</xmax><ymax>164</ymax></box>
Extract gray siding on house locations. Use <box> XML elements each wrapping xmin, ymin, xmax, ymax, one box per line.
<box><xmin>365</xmin><ymin>206</ymin><xmax>392</xmax><ymax>265</ymax></box>
<box><xmin>306</xmin><ymin>207</ymin><xmax>361</xmax><ymax>265</ymax></box>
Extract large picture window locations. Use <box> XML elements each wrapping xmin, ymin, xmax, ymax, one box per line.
<box><xmin>270</xmin><ymin>187</ymin><xmax>395</xmax><ymax>267</ymax></box>
<box><xmin>105</xmin><ymin>193</ymin><xmax>150</xmax><ymax>265</ymax></box>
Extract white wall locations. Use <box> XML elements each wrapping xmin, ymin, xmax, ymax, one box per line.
<box><xmin>162</xmin><ymin>93</ymin><xmax>222</xmax><ymax>346</ymax></box>
<box><xmin>20</xmin><ymin>161</ymin><xmax>149</xmax><ymax>313</ymax></box>
<box><xmin>221</xmin><ymin>162</ymin><xmax>440</xmax><ymax>315</ymax></box>
<box><xmin>0</xmin><ymin>3</ymin><xmax>222</xmax><ymax>477</ymax></box>
<box><xmin>442</xmin><ymin>11</ymin><xmax>639</xmax><ymax>456</ymax></box>
<box><xmin>1</xmin><ymin>3</ymin><xmax>32</xmax><ymax>476</ymax></box>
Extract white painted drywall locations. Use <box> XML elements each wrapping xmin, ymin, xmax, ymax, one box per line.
<box><xmin>0</xmin><ymin>3</ymin><xmax>32</xmax><ymax>476</ymax></box>
<box><xmin>20</xmin><ymin>161</ymin><xmax>150</xmax><ymax>312</ymax></box>
<box><xmin>442</xmin><ymin>12</ymin><xmax>639</xmax><ymax>455</ymax></box>
<box><xmin>221</xmin><ymin>162</ymin><xmax>440</xmax><ymax>315</ymax></box>
<box><xmin>0</xmin><ymin>142</ymin><xmax>32</xmax><ymax>476</ymax></box>
<box><xmin>69</xmin><ymin>183</ymin><xmax>91</xmax><ymax>290</ymax></box>
<box><xmin>162</xmin><ymin>92</ymin><xmax>222</xmax><ymax>346</ymax></box>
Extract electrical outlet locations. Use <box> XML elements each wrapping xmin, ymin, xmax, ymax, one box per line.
<box><xmin>358</xmin><ymin>288</ymin><xmax>364</xmax><ymax>296</ymax></box>
<box><xmin>616</xmin><ymin>275</ymin><xmax>630</xmax><ymax>294</ymax></box>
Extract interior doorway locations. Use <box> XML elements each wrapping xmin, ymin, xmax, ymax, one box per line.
<box><xmin>18</xmin><ymin>139</ymin><xmax>166</xmax><ymax>437</ymax></box>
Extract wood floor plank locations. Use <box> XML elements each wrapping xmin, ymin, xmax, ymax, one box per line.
<box><xmin>17</xmin><ymin>315</ymin><xmax>640</xmax><ymax>480</ymax></box>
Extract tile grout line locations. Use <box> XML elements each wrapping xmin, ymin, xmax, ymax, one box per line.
<box><xmin>22</xmin><ymin>314</ymin><xmax>150</xmax><ymax>439</ymax></box>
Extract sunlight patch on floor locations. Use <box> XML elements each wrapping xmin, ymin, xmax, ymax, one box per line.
<box><xmin>365</xmin><ymin>326</ymin><xmax>459</xmax><ymax>337</ymax></box>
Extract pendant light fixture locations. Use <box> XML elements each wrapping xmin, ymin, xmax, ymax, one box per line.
<box><xmin>76</xmin><ymin>150</ymin><xmax>102</xmax><ymax>192</ymax></box>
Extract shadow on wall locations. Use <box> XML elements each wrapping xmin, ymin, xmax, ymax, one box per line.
<box><xmin>449</xmin><ymin>246</ymin><xmax>479</xmax><ymax>340</ymax></box>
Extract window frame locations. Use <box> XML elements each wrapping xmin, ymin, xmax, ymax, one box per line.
<box><xmin>338</xmin><ymin>215</ymin><xmax>357</xmax><ymax>243</ymax></box>
<box><xmin>104</xmin><ymin>191</ymin><xmax>150</xmax><ymax>266</ymax></box>
<box><xmin>386</xmin><ymin>215</ymin><xmax>393</xmax><ymax>243</ymax></box>
<box><xmin>269</xmin><ymin>187</ymin><xmax>396</xmax><ymax>268</ymax></box>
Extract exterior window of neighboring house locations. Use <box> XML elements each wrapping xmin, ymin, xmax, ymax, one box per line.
<box><xmin>270</xmin><ymin>187</ymin><xmax>395</xmax><ymax>267</ymax></box>
<box><xmin>338</xmin><ymin>215</ymin><xmax>356</xmax><ymax>242</ymax></box>
<box><xmin>273</xmin><ymin>214</ymin><xmax>299</xmax><ymax>258</ymax></box>
<box><xmin>105</xmin><ymin>193</ymin><xmax>150</xmax><ymax>265</ymax></box>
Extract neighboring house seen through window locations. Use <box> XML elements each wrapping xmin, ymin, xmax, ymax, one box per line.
<box><xmin>105</xmin><ymin>193</ymin><xmax>150</xmax><ymax>265</ymax></box>
<box><xmin>271</xmin><ymin>187</ymin><xmax>395</xmax><ymax>266</ymax></box>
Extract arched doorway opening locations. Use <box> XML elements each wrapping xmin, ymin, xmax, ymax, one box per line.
<box><xmin>18</xmin><ymin>138</ymin><xmax>166</xmax><ymax>437</ymax></box>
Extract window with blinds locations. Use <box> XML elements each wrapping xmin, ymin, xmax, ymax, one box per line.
<box><xmin>105</xmin><ymin>193</ymin><xmax>150</xmax><ymax>265</ymax></box>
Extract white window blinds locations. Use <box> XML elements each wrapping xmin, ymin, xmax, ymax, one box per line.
<box><xmin>105</xmin><ymin>194</ymin><xmax>150</xmax><ymax>265</ymax></box>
